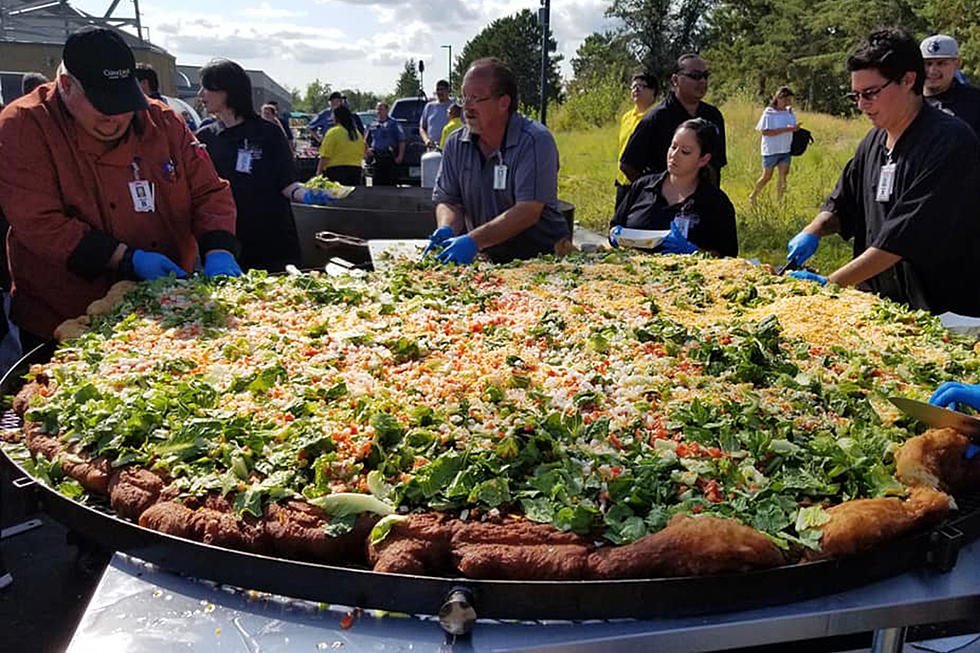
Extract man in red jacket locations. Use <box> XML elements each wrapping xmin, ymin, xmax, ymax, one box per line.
<box><xmin>0</xmin><ymin>28</ymin><xmax>241</xmax><ymax>348</ymax></box>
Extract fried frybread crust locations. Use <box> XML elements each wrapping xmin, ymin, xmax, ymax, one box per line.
<box><xmin>895</xmin><ymin>428</ymin><xmax>980</xmax><ymax>494</ymax></box>
<box><xmin>805</xmin><ymin>486</ymin><xmax>951</xmax><ymax>561</ymax></box>
<box><xmin>588</xmin><ymin>514</ymin><xmax>786</xmax><ymax>578</ymax></box>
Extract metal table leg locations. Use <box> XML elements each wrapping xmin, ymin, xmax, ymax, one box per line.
<box><xmin>871</xmin><ymin>626</ymin><xmax>907</xmax><ymax>653</ymax></box>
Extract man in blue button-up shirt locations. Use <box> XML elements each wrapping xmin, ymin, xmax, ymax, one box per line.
<box><xmin>429</xmin><ymin>58</ymin><xmax>570</xmax><ymax>264</ymax></box>
<box><xmin>366</xmin><ymin>102</ymin><xmax>405</xmax><ymax>186</ymax></box>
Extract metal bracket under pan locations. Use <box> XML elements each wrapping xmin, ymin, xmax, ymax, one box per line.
<box><xmin>5</xmin><ymin>349</ymin><xmax>980</xmax><ymax>620</ymax></box>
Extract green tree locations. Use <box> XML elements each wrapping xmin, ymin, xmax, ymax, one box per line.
<box><xmin>340</xmin><ymin>89</ymin><xmax>385</xmax><ymax>111</ymax></box>
<box><xmin>570</xmin><ymin>31</ymin><xmax>640</xmax><ymax>84</ymax></box>
<box><xmin>393</xmin><ymin>60</ymin><xmax>423</xmax><ymax>99</ymax></box>
<box><xmin>703</xmin><ymin>0</ymin><xmax>929</xmax><ymax>114</ymax></box>
<box><xmin>292</xmin><ymin>79</ymin><xmax>332</xmax><ymax>113</ymax></box>
<box><xmin>453</xmin><ymin>8</ymin><xmax>563</xmax><ymax>111</ymax></box>
<box><xmin>916</xmin><ymin>0</ymin><xmax>980</xmax><ymax>79</ymax></box>
<box><xmin>606</xmin><ymin>0</ymin><xmax>717</xmax><ymax>82</ymax></box>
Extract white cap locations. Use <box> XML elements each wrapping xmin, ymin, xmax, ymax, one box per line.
<box><xmin>921</xmin><ymin>34</ymin><xmax>960</xmax><ymax>59</ymax></box>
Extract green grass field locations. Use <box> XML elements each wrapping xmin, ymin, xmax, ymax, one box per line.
<box><xmin>554</xmin><ymin>97</ymin><xmax>870</xmax><ymax>273</ymax></box>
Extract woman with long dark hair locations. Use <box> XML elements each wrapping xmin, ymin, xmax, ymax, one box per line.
<box><xmin>315</xmin><ymin>105</ymin><xmax>364</xmax><ymax>185</ymax></box>
<box><xmin>611</xmin><ymin>118</ymin><xmax>737</xmax><ymax>257</ymax></box>
<box><xmin>195</xmin><ymin>59</ymin><xmax>305</xmax><ymax>272</ymax></box>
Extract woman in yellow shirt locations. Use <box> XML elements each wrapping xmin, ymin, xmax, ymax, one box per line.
<box><xmin>316</xmin><ymin>105</ymin><xmax>365</xmax><ymax>185</ymax></box>
<box><xmin>439</xmin><ymin>103</ymin><xmax>463</xmax><ymax>149</ymax></box>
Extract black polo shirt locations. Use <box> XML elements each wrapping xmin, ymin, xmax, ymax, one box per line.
<box><xmin>824</xmin><ymin>102</ymin><xmax>980</xmax><ymax>315</ymax></box>
<box><xmin>611</xmin><ymin>171</ymin><xmax>738</xmax><ymax>257</ymax></box>
<box><xmin>925</xmin><ymin>80</ymin><xmax>980</xmax><ymax>137</ymax></box>
<box><xmin>196</xmin><ymin>117</ymin><xmax>300</xmax><ymax>272</ymax></box>
<box><xmin>620</xmin><ymin>92</ymin><xmax>727</xmax><ymax>181</ymax></box>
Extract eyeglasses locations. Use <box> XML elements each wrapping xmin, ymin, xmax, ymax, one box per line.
<box><xmin>630</xmin><ymin>84</ymin><xmax>649</xmax><ymax>91</ymax></box>
<box><xmin>845</xmin><ymin>79</ymin><xmax>894</xmax><ymax>104</ymax></box>
<box><xmin>678</xmin><ymin>71</ymin><xmax>710</xmax><ymax>81</ymax></box>
<box><xmin>461</xmin><ymin>95</ymin><xmax>497</xmax><ymax>106</ymax></box>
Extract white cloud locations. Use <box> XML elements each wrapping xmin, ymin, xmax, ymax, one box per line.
<box><xmin>243</xmin><ymin>3</ymin><xmax>306</xmax><ymax>19</ymax></box>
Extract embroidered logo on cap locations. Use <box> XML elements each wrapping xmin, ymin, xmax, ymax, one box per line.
<box><xmin>928</xmin><ymin>41</ymin><xmax>942</xmax><ymax>54</ymax></box>
<box><xmin>103</xmin><ymin>68</ymin><xmax>130</xmax><ymax>79</ymax></box>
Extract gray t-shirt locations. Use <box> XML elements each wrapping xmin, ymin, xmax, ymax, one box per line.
<box><xmin>432</xmin><ymin>111</ymin><xmax>570</xmax><ymax>262</ymax></box>
<box><xmin>420</xmin><ymin>100</ymin><xmax>453</xmax><ymax>145</ymax></box>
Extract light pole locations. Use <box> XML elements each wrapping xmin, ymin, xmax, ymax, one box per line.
<box><xmin>538</xmin><ymin>0</ymin><xmax>551</xmax><ymax>125</ymax></box>
<box><xmin>441</xmin><ymin>44</ymin><xmax>453</xmax><ymax>92</ymax></box>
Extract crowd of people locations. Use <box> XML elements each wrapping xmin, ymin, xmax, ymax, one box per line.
<box><xmin>0</xmin><ymin>24</ymin><xmax>977</xmax><ymax>353</ymax></box>
<box><xmin>605</xmin><ymin>27</ymin><xmax>980</xmax><ymax>319</ymax></box>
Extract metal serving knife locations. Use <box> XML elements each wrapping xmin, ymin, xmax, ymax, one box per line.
<box><xmin>888</xmin><ymin>396</ymin><xmax>980</xmax><ymax>438</ymax></box>
<box><xmin>774</xmin><ymin>257</ymin><xmax>798</xmax><ymax>276</ymax></box>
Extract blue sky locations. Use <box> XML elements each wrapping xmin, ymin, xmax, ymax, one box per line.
<box><xmin>73</xmin><ymin>0</ymin><xmax>615</xmax><ymax>95</ymax></box>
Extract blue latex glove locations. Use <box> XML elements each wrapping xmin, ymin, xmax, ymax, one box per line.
<box><xmin>436</xmin><ymin>234</ymin><xmax>478</xmax><ymax>265</ymax></box>
<box><xmin>423</xmin><ymin>225</ymin><xmax>455</xmax><ymax>256</ymax></box>
<box><xmin>787</xmin><ymin>269</ymin><xmax>827</xmax><ymax>285</ymax></box>
<box><xmin>302</xmin><ymin>189</ymin><xmax>334</xmax><ymax>205</ymax></box>
<box><xmin>929</xmin><ymin>382</ymin><xmax>980</xmax><ymax>460</ymax></box>
<box><xmin>203</xmin><ymin>251</ymin><xmax>243</xmax><ymax>278</ymax></box>
<box><xmin>786</xmin><ymin>231</ymin><xmax>819</xmax><ymax>266</ymax></box>
<box><xmin>608</xmin><ymin>225</ymin><xmax>622</xmax><ymax>248</ymax></box>
<box><xmin>658</xmin><ymin>222</ymin><xmax>698</xmax><ymax>255</ymax></box>
<box><xmin>132</xmin><ymin>249</ymin><xmax>186</xmax><ymax>281</ymax></box>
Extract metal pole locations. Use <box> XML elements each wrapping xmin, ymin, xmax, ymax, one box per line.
<box><xmin>871</xmin><ymin>626</ymin><xmax>906</xmax><ymax>653</ymax></box>
<box><xmin>538</xmin><ymin>0</ymin><xmax>550</xmax><ymax>125</ymax></box>
<box><xmin>442</xmin><ymin>45</ymin><xmax>452</xmax><ymax>92</ymax></box>
<box><xmin>133</xmin><ymin>0</ymin><xmax>144</xmax><ymax>41</ymax></box>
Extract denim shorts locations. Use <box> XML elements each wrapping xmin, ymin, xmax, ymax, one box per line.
<box><xmin>762</xmin><ymin>152</ymin><xmax>792</xmax><ymax>168</ymax></box>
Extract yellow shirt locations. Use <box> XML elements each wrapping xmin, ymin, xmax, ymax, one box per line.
<box><xmin>616</xmin><ymin>106</ymin><xmax>652</xmax><ymax>185</ymax></box>
<box><xmin>440</xmin><ymin>117</ymin><xmax>463</xmax><ymax>149</ymax></box>
<box><xmin>318</xmin><ymin>125</ymin><xmax>364</xmax><ymax>168</ymax></box>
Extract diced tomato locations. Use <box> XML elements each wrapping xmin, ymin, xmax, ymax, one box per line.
<box><xmin>703</xmin><ymin>479</ymin><xmax>723</xmax><ymax>503</ymax></box>
<box><xmin>608</xmin><ymin>433</ymin><xmax>625</xmax><ymax>450</ymax></box>
<box><xmin>691</xmin><ymin>504</ymin><xmax>703</xmax><ymax>514</ymax></box>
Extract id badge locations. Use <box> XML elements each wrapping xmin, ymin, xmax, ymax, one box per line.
<box><xmin>673</xmin><ymin>213</ymin><xmax>698</xmax><ymax>239</ymax></box>
<box><xmin>236</xmin><ymin>148</ymin><xmax>253</xmax><ymax>174</ymax></box>
<box><xmin>493</xmin><ymin>164</ymin><xmax>508</xmax><ymax>190</ymax></box>
<box><xmin>128</xmin><ymin>180</ymin><xmax>155</xmax><ymax>212</ymax></box>
<box><xmin>876</xmin><ymin>163</ymin><xmax>896</xmax><ymax>202</ymax></box>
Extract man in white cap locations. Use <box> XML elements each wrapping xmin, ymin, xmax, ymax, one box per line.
<box><xmin>920</xmin><ymin>34</ymin><xmax>980</xmax><ymax>135</ymax></box>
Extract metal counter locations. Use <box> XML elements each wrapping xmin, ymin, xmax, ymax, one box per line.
<box><xmin>67</xmin><ymin>540</ymin><xmax>980</xmax><ymax>653</ymax></box>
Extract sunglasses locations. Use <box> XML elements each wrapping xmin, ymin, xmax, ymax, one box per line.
<box><xmin>679</xmin><ymin>71</ymin><xmax>710</xmax><ymax>81</ymax></box>
<box><xmin>845</xmin><ymin>79</ymin><xmax>894</xmax><ymax>104</ymax></box>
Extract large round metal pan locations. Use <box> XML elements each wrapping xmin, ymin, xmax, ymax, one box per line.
<box><xmin>3</xmin><ymin>346</ymin><xmax>978</xmax><ymax>620</ymax></box>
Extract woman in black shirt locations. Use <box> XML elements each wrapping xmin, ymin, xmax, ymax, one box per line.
<box><xmin>196</xmin><ymin>59</ymin><xmax>306</xmax><ymax>272</ymax></box>
<box><xmin>611</xmin><ymin>118</ymin><xmax>737</xmax><ymax>257</ymax></box>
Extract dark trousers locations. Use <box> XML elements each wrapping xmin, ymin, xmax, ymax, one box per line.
<box><xmin>18</xmin><ymin>328</ymin><xmax>50</xmax><ymax>358</ymax></box>
<box><xmin>326</xmin><ymin>166</ymin><xmax>363</xmax><ymax>186</ymax></box>
<box><xmin>371</xmin><ymin>153</ymin><xmax>397</xmax><ymax>186</ymax></box>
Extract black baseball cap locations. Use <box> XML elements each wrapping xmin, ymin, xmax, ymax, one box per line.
<box><xmin>63</xmin><ymin>28</ymin><xmax>148</xmax><ymax>115</ymax></box>
<box><xmin>328</xmin><ymin>91</ymin><xmax>344</xmax><ymax>101</ymax></box>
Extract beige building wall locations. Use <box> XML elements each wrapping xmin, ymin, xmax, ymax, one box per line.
<box><xmin>0</xmin><ymin>42</ymin><xmax>177</xmax><ymax>95</ymax></box>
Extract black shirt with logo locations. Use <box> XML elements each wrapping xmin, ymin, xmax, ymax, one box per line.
<box><xmin>620</xmin><ymin>92</ymin><xmax>727</xmax><ymax>182</ymax></box>
<box><xmin>924</xmin><ymin>80</ymin><xmax>980</xmax><ymax>137</ymax></box>
<box><xmin>611</xmin><ymin>171</ymin><xmax>738</xmax><ymax>257</ymax></box>
<box><xmin>196</xmin><ymin>117</ymin><xmax>300</xmax><ymax>272</ymax></box>
<box><xmin>824</xmin><ymin>103</ymin><xmax>980</xmax><ymax>315</ymax></box>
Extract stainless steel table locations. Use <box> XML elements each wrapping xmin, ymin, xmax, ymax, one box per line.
<box><xmin>66</xmin><ymin>541</ymin><xmax>980</xmax><ymax>653</ymax></box>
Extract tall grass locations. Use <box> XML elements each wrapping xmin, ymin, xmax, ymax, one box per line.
<box><xmin>555</xmin><ymin>96</ymin><xmax>871</xmax><ymax>272</ymax></box>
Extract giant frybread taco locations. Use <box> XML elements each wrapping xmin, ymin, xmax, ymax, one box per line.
<box><xmin>4</xmin><ymin>252</ymin><xmax>979</xmax><ymax>579</ymax></box>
